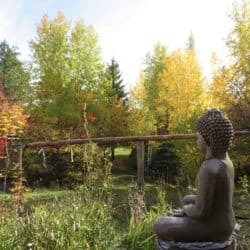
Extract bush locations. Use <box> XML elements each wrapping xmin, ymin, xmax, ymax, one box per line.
<box><xmin>23</xmin><ymin>143</ymin><xmax>112</xmax><ymax>188</ymax></box>
<box><xmin>148</xmin><ymin>142</ymin><xmax>181</xmax><ymax>182</ymax></box>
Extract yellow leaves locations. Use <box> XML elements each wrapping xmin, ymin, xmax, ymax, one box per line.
<box><xmin>128</xmin><ymin>104</ymin><xmax>156</xmax><ymax>136</ymax></box>
<box><xmin>130</xmin><ymin>74</ymin><xmax>147</xmax><ymax>106</ymax></box>
<box><xmin>156</xmin><ymin>50</ymin><xmax>206</xmax><ymax>132</ymax></box>
<box><xmin>208</xmin><ymin>67</ymin><xmax>235</xmax><ymax>111</ymax></box>
<box><xmin>131</xmin><ymin>47</ymin><xmax>207</xmax><ymax>134</ymax></box>
<box><xmin>129</xmin><ymin>76</ymin><xmax>158</xmax><ymax>135</ymax></box>
<box><xmin>31</xmin><ymin>11</ymin><xmax>105</xmax><ymax>139</ymax></box>
<box><xmin>0</xmin><ymin>101</ymin><xmax>27</xmax><ymax>137</ymax></box>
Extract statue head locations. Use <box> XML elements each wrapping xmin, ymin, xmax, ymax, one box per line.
<box><xmin>196</xmin><ymin>108</ymin><xmax>234</xmax><ymax>156</ymax></box>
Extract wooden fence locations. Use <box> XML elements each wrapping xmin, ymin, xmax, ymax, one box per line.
<box><xmin>18</xmin><ymin>130</ymin><xmax>250</xmax><ymax>190</ymax></box>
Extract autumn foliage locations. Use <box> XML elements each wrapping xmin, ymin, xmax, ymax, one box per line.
<box><xmin>0</xmin><ymin>82</ymin><xmax>27</xmax><ymax>137</ymax></box>
<box><xmin>0</xmin><ymin>0</ymin><xmax>249</xmax><ymax>185</ymax></box>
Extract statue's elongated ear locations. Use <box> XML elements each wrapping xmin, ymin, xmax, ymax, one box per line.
<box><xmin>197</xmin><ymin>132</ymin><xmax>207</xmax><ymax>153</ymax></box>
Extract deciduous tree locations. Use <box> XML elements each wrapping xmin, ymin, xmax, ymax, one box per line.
<box><xmin>157</xmin><ymin>49</ymin><xmax>207</xmax><ymax>133</ymax></box>
<box><xmin>0</xmin><ymin>82</ymin><xmax>27</xmax><ymax>137</ymax></box>
<box><xmin>142</xmin><ymin>43</ymin><xmax>167</xmax><ymax>131</ymax></box>
<box><xmin>29</xmin><ymin>12</ymin><xmax>106</xmax><ymax>139</ymax></box>
<box><xmin>227</xmin><ymin>0</ymin><xmax>250</xmax><ymax>129</ymax></box>
<box><xmin>208</xmin><ymin>53</ymin><xmax>236</xmax><ymax>111</ymax></box>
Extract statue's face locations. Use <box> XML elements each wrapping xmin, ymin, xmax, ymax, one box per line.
<box><xmin>197</xmin><ymin>132</ymin><xmax>206</xmax><ymax>154</ymax></box>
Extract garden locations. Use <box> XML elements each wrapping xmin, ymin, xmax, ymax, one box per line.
<box><xmin>0</xmin><ymin>0</ymin><xmax>250</xmax><ymax>249</ymax></box>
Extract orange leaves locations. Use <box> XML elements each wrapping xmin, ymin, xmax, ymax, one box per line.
<box><xmin>86</xmin><ymin>114</ymin><xmax>96</xmax><ymax>123</ymax></box>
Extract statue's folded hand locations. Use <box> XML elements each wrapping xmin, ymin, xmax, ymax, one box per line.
<box><xmin>183</xmin><ymin>194</ymin><xmax>196</xmax><ymax>205</ymax></box>
<box><xmin>171</xmin><ymin>209</ymin><xmax>185</xmax><ymax>217</ymax></box>
<box><xmin>183</xmin><ymin>203</ymin><xmax>197</xmax><ymax>217</ymax></box>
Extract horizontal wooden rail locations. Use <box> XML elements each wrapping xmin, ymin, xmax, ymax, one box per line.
<box><xmin>25</xmin><ymin>130</ymin><xmax>250</xmax><ymax>148</ymax></box>
<box><xmin>19</xmin><ymin>130</ymin><xmax>250</xmax><ymax>192</ymax></box>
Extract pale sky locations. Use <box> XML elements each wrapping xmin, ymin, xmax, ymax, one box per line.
<box><xmin>0</xmin><ymin>0</ymin><xmax>236</xmax><ymax>89</ymax></box>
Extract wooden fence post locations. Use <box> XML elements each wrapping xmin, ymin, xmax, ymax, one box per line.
<box><xmin>137</xmin><ymin>141</ymin><xmax>145</xmax><ymax>191</ymax></box>
<box><xmin>18</xmin><ymin>144</ymin><xmax>23</xmax><ymax>186</ymax></box>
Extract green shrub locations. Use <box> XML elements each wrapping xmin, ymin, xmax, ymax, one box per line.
<box><xmin>148</xmin><ymin>142</ymin><xmax>181</xmax><ymax>182</ymax></box>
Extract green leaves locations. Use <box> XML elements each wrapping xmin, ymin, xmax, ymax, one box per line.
<box><xmin>143</xmin><ymin>43</ymin><xmax>167</xmax><ymax>121</ymax></box>
<box><xmin>29</xmin><ymin>13</ymin><xmax>106</xmax><ymax>138</ymax></box>
<box><xmin>0</xmin><ymin>41</ymin><xmax>30</xmax><ymax>103</ymax></box>
<box><xmin>226</xmin><ymin>0</ymin><xmax>250</xmax><ymax>129</ymax></box>
<box><xmin>108</xmin><ymin>58</ymin><xmax>128</xmax><ymax>105</ymax></box>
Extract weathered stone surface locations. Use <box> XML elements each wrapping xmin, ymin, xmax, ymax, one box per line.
<box><xmin>153</xmin><ymin>109</ymin><xmax>236</xmax><ymax>243</ymax></box>
<box><xmin>156</xmin><ymin>232</ymin><xmax>237</xmax><ymax>250</ymax></box>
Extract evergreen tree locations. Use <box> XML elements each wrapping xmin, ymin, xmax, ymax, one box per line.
<box><xmin>108</xmin><ymin>58</ymin><xmax>128</xmax><ymax>105</ymax></box>
<box><xmin>0</xmin><ymin>40</ymin><xmax>30</xmax><ymax>103</ymax></box>
<box><xmin>107</xmin><ymin>58</ymin><xmax>129</xmax><ymax>160</ymax></box>
<box><xmin>148</xmin><ymin>142</ymin><xmax>181</xmax><ymax>183</ymax></box>
<box><xmin>185</xmin><ymin>32</ymin><xmax>195</xmax><ymax>50</ymax></box>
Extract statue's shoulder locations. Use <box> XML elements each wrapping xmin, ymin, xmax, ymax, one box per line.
<box><xmin>202</xmin><ymin>158</ymin><xmax>226</xmax><ymax>175</ymax></box>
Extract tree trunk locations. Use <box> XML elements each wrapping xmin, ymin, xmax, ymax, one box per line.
<box><xmin>111</xmin><ymin>145</ymin><xmax>115</xmax><ymax>161</ymax></box>
<box><xmin>3</xmin><ymin>142</ymin><xmax>10</xmax><ymax>193</ymax></box>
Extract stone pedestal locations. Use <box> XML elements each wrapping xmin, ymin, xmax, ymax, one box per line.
<box><xmin>155</xmin><ymin>224</ymin><xmax>240</xmax><ymax>250</ymax></box>
<box><xmin>156</xmin><ymin>235</ymin><xmax>237</xmax><ymax>250</ymax></box>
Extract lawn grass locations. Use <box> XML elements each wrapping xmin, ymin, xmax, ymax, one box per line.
<box><xmin>115</xmin><ymin>146</ymin><xmax>132</xmax><ymax>156</ymax></box>
<box><xmin>0</xmin><ymin>189</ymin><xmax>71</xmax><ymax>203</ymax></box>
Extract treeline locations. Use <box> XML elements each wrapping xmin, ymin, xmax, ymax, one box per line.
<box><xmin>0</xmin><ymin>1</ymin><xmax>249</xmax><ymax>186</ymax></box>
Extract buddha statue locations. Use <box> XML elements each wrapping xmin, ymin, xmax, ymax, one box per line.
<box><xmin>153</xmin><ymin>109</ymin><xmax>236</xmax><ymax>246</ymax></box>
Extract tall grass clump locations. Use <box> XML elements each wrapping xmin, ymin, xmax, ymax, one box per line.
<box><xmin>0</xmin><ymin>204</ymin><xmax>18</xmax><ymax>249</ymax></box>
<box><xmin>0</xmin><ymin>142</ymin><xmax>121</xmax><ymax>249</ymax></box>
<box><xmin>122</xmin><ymin>181</ymin><xmax>171</xmax><ymax>250</ymax></box>
<box><xmin>0</xmin><ymin>187</ymin><xmax>120</xmax><ymax>249</ymax></box>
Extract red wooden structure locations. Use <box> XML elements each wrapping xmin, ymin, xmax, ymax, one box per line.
<box><xmin>0</xmin><ymin>138</ymin><xmax>6</xmax><ymax>158</ymax></box>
